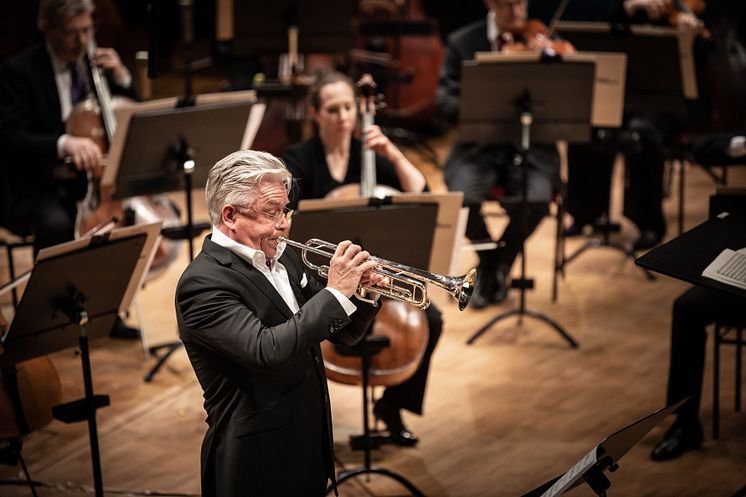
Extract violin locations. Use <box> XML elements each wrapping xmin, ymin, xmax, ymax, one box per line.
<box><xmin>501</xmin><ymin>19</ymin><xmax>575</xmax><ymax>54</ymax></box>
<box><xmin>665</xmin><ymin>0</ymin><xmax>710</xmax><ymax>39</ymax></box>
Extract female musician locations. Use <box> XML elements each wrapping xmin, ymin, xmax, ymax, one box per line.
<box><xmin>284</xmin><ymin>71</ymin><xmax>426</xmax><ymax>204</ymax></box>
<box><xmin>282</xmin><ymin>70</ymin><xmax>441</xmax><ymax>447</ymax></box>
<box><xmin>0</xmin><ymin>0</ymin><xmax>138</xmax><ymax>338</ymax></box>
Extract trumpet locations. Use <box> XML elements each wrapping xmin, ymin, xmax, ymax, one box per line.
<box><xmin>279</xmin><ymin>237</ymin><xmax>477</xmax><ymax>311</ymax></box>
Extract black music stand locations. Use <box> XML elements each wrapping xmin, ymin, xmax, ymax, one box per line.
<box><xmin>557</xmin><ymin>21</ymin><xmax>698</xmax><ymax>235</ymax></box>
<box><xmin>106</xmin><ymin>96</ymin><xmax>255</xmax><ymax>381</ymax></box>
<box><xmin>0</xmin><ymin>232</ymin><xmax>149</xmax><ymax>497</ymax></box>
<box><xmin>290</xmin><ymin>200</ymin><xmax>437</xmax><ymax>497</ymax></box>
<box><xmin>459</xmin><ymin>58</ymin><xmax>594</xmax><ymax>347</ymax></box>
<box><xmin>521</xmin><ymin>399</ymin><xmax>686</xmax><ymax>497</ymax></box>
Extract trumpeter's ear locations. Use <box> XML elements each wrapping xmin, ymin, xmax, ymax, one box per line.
<box><xmin>221</xmin><ymin>204</ymin><xmax>239</xmax><ymax>228</ymax></box>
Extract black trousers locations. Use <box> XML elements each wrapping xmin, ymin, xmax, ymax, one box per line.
<box><xmin>444</xmin><ymin>142</ymin><xmax>559</xmax><ymax>271</ymax></box>
<box><xmin>566</xmin><ymin>137</ymin><xmax>615</xmax><ymax>225</ymax></box>
<box><xmin>380</xmin><ymin>304</ymin><xmax>443</xmax><ymax>415</ymax></box>
<box><xmin>666</xmin><ymin>286</ymin><xmax>746</xmax><ymax>425</ymax></box>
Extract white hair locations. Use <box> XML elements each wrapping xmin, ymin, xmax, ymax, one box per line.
<box><xmin>205</xmin><ymin>150</ymin><xmax>292</xmax><ymax>227</ymax></box>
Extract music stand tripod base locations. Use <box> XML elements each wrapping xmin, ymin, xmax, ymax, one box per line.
<box><xmin>325</xmin><ymin>336</ymin><xmax>428</xmax><ymax>497</ymax></box>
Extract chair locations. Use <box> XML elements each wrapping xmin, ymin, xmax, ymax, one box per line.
<box><xmin>712</xmin><ymin>324</ymin><xmax>744</xmax><ymax>439</ymax></box>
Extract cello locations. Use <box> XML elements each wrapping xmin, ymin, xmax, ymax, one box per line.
<box><xmin>67</xmin><ymin>37</ymin><xmax>180</xmax><ymax>276</ymax></box>
<box><xmin>319</xmin><ymin>74</ymin><xmax>429</xmax><ymax>387</ymax></box>
<box><xmin>0</xmin><ymin>308</ymin><xmax>63</xmax><ymax>442</ymax></box>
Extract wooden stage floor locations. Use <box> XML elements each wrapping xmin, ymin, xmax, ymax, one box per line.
<box><xmin>1</xmin><ymin>146</ymin><xmax>744</xmax><ymax>497</ymax></box>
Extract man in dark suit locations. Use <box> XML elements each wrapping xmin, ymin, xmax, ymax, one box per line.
<box><xmin>436</xmin><ymin>0</ymin><xmax>561</xmax><ymax>308</ymax></box>
<box><xmin>176</xmin><ymin>150</ymin><xmax>386</xmax><ymax>497</ymax></box>
<box><xmin>0</xmin><ymin>0</ymin><xmax>134</xmax><ymax>252</ymax></box>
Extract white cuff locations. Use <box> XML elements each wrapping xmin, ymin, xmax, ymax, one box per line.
<box><xmin>114</xmin><ymin>69</ymin><xmax>132</xmax><ymax>89</ymax></box>
<box><xmin>325</xmin><ymin>287</ymin><xmax>357</xmax><ymax>316</ymax></box>
<box><xmin>728</xmin><ymin>136</ymin><xmax>746</xmax><ymax>158</ymax></box>
<box><xmin>57</xmin><ymin>134</ymin><xmax>70</xmax><ymax>159</ymax></box>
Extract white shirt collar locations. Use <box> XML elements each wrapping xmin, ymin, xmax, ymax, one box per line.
<box><xmin>210</xmin><ymin>226</ymin><xmax>286</xmax><ymax>269</ymax></box>
<box><xmin>46</xmin><ymin>42</ymin><xmax>73</xmax><ymax>75</ymax></box>
<box><xmin>487</xmin><ymin>10</ymin><xmax>501</xmax><ymax>51</ymax></box>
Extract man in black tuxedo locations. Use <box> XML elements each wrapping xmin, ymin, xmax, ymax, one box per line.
<box><xmin>0</xmin><ymin>0</ymin><xmax>134</xmax><ymax>252</ymax></box>
<box><xmin>176</xmin><ymin>150</ymin><xmax>386</xmax><ymax>497</ymax></box>
<box><xmin>436</xmin><ymin>0</ymin><xmax>561</xmax><ymax>308</ymax></box>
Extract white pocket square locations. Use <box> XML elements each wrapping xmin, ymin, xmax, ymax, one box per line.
<box><xmin>300</xmin><ymin>273</ymin><xmax>308</xmax><ymax>288</ymax></box>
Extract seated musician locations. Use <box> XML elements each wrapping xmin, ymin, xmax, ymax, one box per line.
<box><xmin>436</xmin><ymin>0</ymin><xmax>562</xmax><ymax>308</ymax></box>
<box><xmin>566</xmin><ymin>0</ymin><xmax>708</xmax><ymax>248</ymax></box>
<box><xmin>0</xmin><ymin>0</ymin><xmax>137</xmax><ymax>337</ymax></box>
<box><xmin>283</xmin><ymin>70</ymin><xmax>442</xmax><ymax>446</ymax></box>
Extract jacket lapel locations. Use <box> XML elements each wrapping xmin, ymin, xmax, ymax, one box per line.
<box><xmin>203</xmin><ymin>237</ymin><xmax>294</xmax><ymax>319</ymax></box>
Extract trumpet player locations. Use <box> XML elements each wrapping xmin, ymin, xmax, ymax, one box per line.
<box><xmin>175</xmin><ymin>149</ymin><xmax>388</xmax><ymax>497</ymax></box>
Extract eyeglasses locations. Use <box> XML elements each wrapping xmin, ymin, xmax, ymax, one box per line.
<box><xmin>54</xmin><ymin>24</ymin><xmax>95</xmax><ymax>40</ymax></box>
<box><xmin>238</xmin><ymin>205</ymin><xmax>294</xmax><ymax>226</ymax></box>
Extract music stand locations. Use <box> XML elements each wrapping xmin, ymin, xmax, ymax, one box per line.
<box><xmin>0</xmin><ymin>225</ymin><xmax>157</xmax><ymax>497</ymax></box>
<box><xmin>104</xmin><ymin>93</ymin><xmax>263</xmax><ymax>382</ymax></box>
<box><xmin>556</xmin><ymin>22</ymin><xmax>699</xmax><ymax>235</ymax></box>
<box><xmin>521</xmin><ymin>399</ymin><xmax>687</xmax><ymax>497</ymax></box>
<box><xmin>290</xmin><ymin>199</ymin><xmax>438</xmax><ymax>497</ymax></box>
<box><xmin>459</xmin><ymin>55</ymin><xmax>602</xmax><ymax>347</ymax></box>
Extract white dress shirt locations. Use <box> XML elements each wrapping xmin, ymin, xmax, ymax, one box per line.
<box><xmin>210</xmin><ymin>227</ymin><xmax>356</xmax><ymax>316</ymax></box>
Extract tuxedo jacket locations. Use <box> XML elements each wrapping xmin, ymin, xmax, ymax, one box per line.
<box><xmin>0</xmin><ymin>43</ymin><xmax>135</xmax><ymax>227</ymax></box>
<box><xmin>176</xmin><ymin>237</ymin><xmax>377</xmax><ymax>497</ymax></box>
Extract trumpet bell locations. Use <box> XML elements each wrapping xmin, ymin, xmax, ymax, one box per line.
<box><xmin>457</xmin><ymin>268</ymin><xmax>478</xmax><ymax>311</ymax></box>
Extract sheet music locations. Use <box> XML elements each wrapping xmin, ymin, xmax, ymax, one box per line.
<box><xmin>540</xmin><ymin>446</ymin><xmax>598</xmax><ymax>497</ymax></box>
<box><xmin>702</xmin><ymin>247</ymin><xmax>746</xmax><ymax>290</ymax></box>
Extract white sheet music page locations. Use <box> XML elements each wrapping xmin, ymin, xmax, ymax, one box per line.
<box><xmin>540</xmin><ymin>446</ymin><xmax>599</xmax><ymax>497</ymax></box>
<box><xmin>701</xmin><ymin>247</ymin><xmax>746</xmax><ymax>290</ymax></box>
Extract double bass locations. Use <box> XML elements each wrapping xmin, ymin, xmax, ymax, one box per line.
<box><xmin>320</xmin><ymin>74</ymin><xmax>429</xmax><ymax>387</ymax></box>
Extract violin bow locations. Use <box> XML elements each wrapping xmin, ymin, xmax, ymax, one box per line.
<box><xmin>547</xmin><ymin>0</ymin><xmax>572</xmax><ymax>38</ymax></box>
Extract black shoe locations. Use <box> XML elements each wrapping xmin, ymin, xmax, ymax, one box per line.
<box><xmin>110</xmin><ymin>317</ymin><xmax>141</xmax><ymax>340</ymax></box>
<box><xmin>633</xmin><ymin>230</ymin><xmax>664</xmax><ymax>251</ymax></box>
<box><xmin>650</xmin><ymin>421</ymin><xmax>703</xmax><ymax>461</ymax></box>
<box><xmin>492</xmin><ymin>267</ymin><xmax>508</xmax><ymax>304</ymax></box>
<box><xmin>373</xmin><ymin>399</ymin><xmax>418</xmax><ymax>447</ymax></box>
<box><xmin>471</xmin><ymin>267</ymin><xmax>496</xmax><ymax>309</ymax></box>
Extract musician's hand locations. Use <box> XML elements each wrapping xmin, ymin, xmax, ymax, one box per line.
<box><xmin>624</xmin><ymin>0</ymin><xmax>669</xmax><ymax>20</ymax></box>
<box><xmin>63</xmin><ymin>136</ymin><xmax>103</xmax><ymax>171</ymax></box>
<box><xmin>93</xmin><ymin>47</ymin><xmax>130</xmax><ymax>86</ymax></box>
<box><xmin>326</xmin><ymin>240</ymin><xmax>378</xmax><ymax>298</ymax></box>
<box><xmin>360</xmin><ymin>271</ymin><xmax>390</xmax><ymax>289</ymax></box>
<box><xmin>363</xmin><ymin>125</ymin><xmax>399</xmax><ymax>162</ymax></box>
<box><xmin>673</xmin><ymin>11</ymin><xmax>704</xmax><ymax>31</ymax></box>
